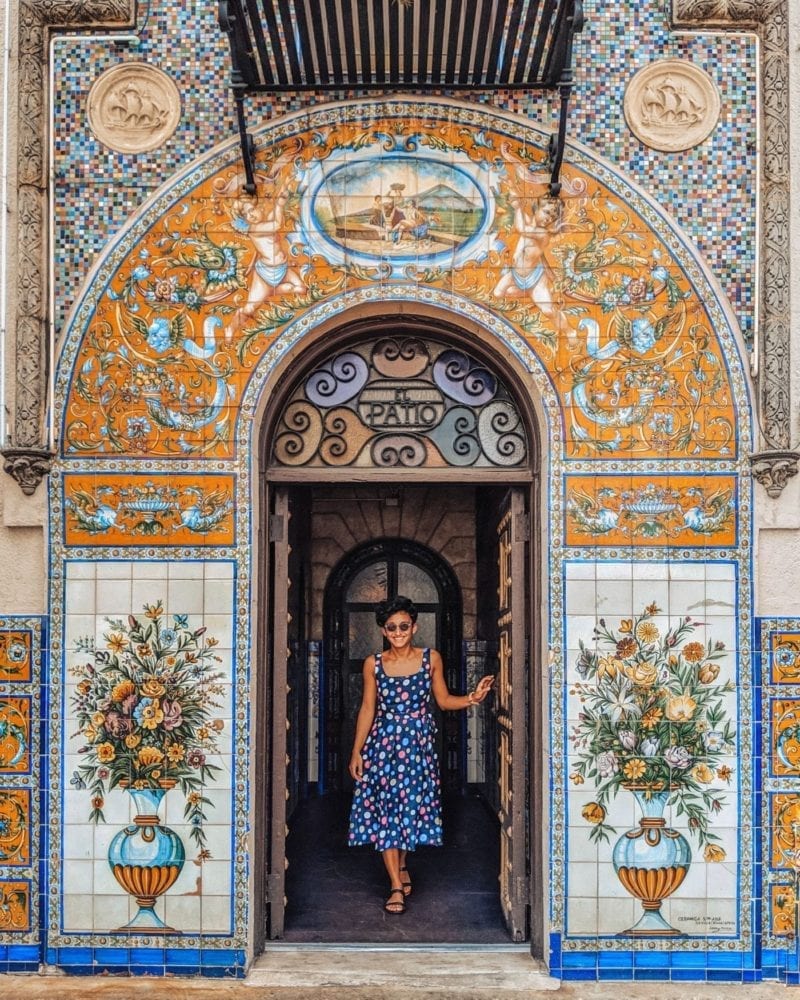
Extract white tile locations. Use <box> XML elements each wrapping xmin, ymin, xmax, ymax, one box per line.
<box><xmin>95</xmin><ymin>894</ymin><xmax>131</xmax><ymax>932</ymax></box>
<box><xmin>199</xmin><ymin>893</ymin><xmax>233</xmax><ymax>933</ymax></box>
<box><xmin>168</xmin><ymin>561</ymin><xmax>205</xmax><ymax>581</ymax></box>
<box><xmin>63</xmin><ymin>859</ymin><xmax>93</xmax><ymax>894</ymax></box>
<box><xmin>95</xmin><ymin>578</ymin><xmax>132</xmax><ymax>615</ymax></box>
<box><xmin>93</xmin><ymin>860</ymin><xmax>123</xmax><ymax>894</ymax></box>
<box><xmin>64</xmin><ymin>615</ymin><xmax>95</xmax><ymax>645</ymax></box>
<box><xmin>202</xmin><ymin>618</ymin><xmax>234</xmax><ymax>652</ymax></box>
<box><xmin>65</xmin><ymin>577</ymin><xmax>96</xmax><ymax>614</ymax></box>
<box><xmin>567</xmin><ymin>861</ymin><xmax>597</xmax><ymax>899</ymax></box>
<box><xmin>97</xmin><ymin>562</ymin><xmax>133</xmax><ymax>581</ymax></box>
<box><xmin>63</xmin><ymin>892</ymin><xmax>94</xmax><ymax>930</ymax></box>
<box><xmin>168</xmin><ymin>578</ymin><xmax>204</xmax><ymax>615</ymax></box>
<box><xmin>204</xmin><ymin>579</ymin><xmax>234</xmax><ymax>614</ymax></box>
<box><xmin>66</xmin><ymin>561</ymin><xmax>96</xmax><ymax>580</ymax></box>
<box><xmin>566</xmin><ymin>895</ymin><xmax>598</xmax><ymax>934</ymax></box>
<box><xmin>205</xmin><ymin>562</ymin><xmax>235</xmax><ymax>580</ymax></box>
<box><xmin>596</xmin><ymin>562</ymin><xmax>634</xmax><ymax>581</ymax></box>
<box><xmin>198</xmin><ymin>859</ymin><xmax>231</xmax><ymax>896</ymax></box>
<box><xmin>132</xmin><ymin>561</ymin><xmax>169</xmax><ymax>581</ymax></box>
<box><xmin>632</xmin><ymin>577</ymin><xmax>669</xmax><ymax>612</ymax></box>
<box><xmin>163</xmin><ymin>894</ymin><xmax>201</xmax><ymax>933</ymax></box>
<box><xmin>131</xmin><ymin>578</ymin><xmax>160</xmax><ymax>614</ymax></box>
<box><xmin>564</xmin><ymin>579</ymin><xmax>597</xmax><ymax>615</ymax></box>
<box><xmin>565</xmin><ymin>562</ymin><xmax>596</xmax><ymax>581</ymax></box>
<box><xmin>596</xmin><ymin>895</ymin><xmax>636</xmax><ymax>935</ymax></box>
<box><xmin>201</xmin><ymin>823</ymin><xmax>234</xmax><ymax>861</ymax></box>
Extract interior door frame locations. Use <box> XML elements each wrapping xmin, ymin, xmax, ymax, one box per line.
<box><xmin>321</xmin><ymin>535</ymin><xmax>464</xmax><ymax>795</ymax></box>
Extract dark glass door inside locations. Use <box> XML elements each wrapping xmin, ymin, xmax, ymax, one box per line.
<box><xmin>323</xmin><ymin>540</ymin><xmax>463</xmax><ymax>794</ymax></box>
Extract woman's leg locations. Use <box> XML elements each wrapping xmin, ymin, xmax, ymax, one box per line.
<box><xmin>381</xmin><ymin>848</ymin><xmax>405</xmax><ymax>912</ymax></box>
<box><xmin>399</xmin><ymin>849</ymin><xmax>411</xmax><ymax>895</ymax></box>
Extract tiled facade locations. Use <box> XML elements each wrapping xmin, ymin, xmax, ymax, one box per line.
<box><xmin>1</xmin><ymin>0</ymin><xmax>795</xmax><ymax>985</ymax></box>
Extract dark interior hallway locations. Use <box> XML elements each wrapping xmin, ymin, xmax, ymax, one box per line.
<box><xmin>283</xmin><ymin>792</ymin><xmax>509</xmax><ymax>943</ymax></box>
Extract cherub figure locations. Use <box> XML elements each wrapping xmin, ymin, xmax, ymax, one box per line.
<box><xmin>216</xmin><ymin>167</ymin><xmax>306</xmax><ymax>340</ymax></box>
<box><xmin>493</xmin><ymin>192</ymin><xmax>572</xmax><ymax>339</ymax></box>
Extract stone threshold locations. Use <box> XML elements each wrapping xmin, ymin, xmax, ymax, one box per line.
<box><xmin>246</xmin><ymin>946</ymin><xmax>560</xmax><ymax>991</ymax></box>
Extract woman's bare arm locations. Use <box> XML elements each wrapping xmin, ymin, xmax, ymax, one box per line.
<box><xmin>429</xmin><ymin>649</ymin><xmax>494</xmax><ymax>710</ymax></box>
<box><xmin>348</xmin><ymin>656</ymin><xmax>378</xmax><ymax>781</ymax></box>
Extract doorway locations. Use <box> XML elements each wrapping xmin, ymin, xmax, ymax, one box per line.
<box><xmin>265</xmin><ymin>482</ymin><xmax>533</xmax><ymax>945</ymax></box>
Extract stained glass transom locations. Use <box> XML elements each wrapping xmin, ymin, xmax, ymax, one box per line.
<box><xmin>271</xmin><ymin>338</ymin><xmax>528</xmax><ymax>469</ymax></box>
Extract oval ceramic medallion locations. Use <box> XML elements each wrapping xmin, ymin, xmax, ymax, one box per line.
<box><xmin>624</xmin><ymin>59</ymin><xmax>721</xmax><ymax>152</ymax></box>
<box><xmin>301</xmin><ymin>143</ymin><xmax>492</xmax><ymax>277</ymax></box>
<box><xmin>87</xmin><ymin>62</ymin><xmax>182</xmax><ymax>154</ymax></box>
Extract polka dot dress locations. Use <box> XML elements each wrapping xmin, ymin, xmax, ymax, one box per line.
<box><xmin>348</xmin><ymin>648</ymin><xmax>443</xmax><ymax>852</ymax></box>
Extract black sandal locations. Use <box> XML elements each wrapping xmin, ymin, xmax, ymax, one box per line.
<box><xmin>399</xmin><ymin>865</ymin><xmax>412</xmax><ymax>897</ymax></box>
<box><xmin>384</xmin><ymin>887</ymin><xmax>406</xmax><ymax>915</ymax></box>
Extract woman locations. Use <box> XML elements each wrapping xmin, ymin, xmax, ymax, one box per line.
<box><xmin>347</xmin><ymin>595</ymin><xmax>495</xmax><ymax>914</ymax></box>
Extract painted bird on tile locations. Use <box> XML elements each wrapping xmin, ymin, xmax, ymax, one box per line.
<box><xmin>566</xmin><ymin>487</ymin><xmax>619</xmax><ymax>535</ymax></box>
<box><xmin>682</xmin><ymin>486</ymin><xmax>735</xmax><ymax>535</ymax></box>
<box><xmin>64</xmin><ymin>487</ymin><xmax>118</xmax><ymax>533</ymax></box>
<box><xmin>179</xmin><ymin>487</ymin><xmax>234</xmax><ymax>534</ymax></box>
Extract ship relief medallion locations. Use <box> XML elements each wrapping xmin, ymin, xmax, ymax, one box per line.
<box><xmin>624</xmin><ymin>59</ymin><xmax>720</xmax><ymax>152</ymax></box>
<box><xmin>87</xmin><ymin>63</ymin><xmax>181</xmax><ymax>154</ymax></box>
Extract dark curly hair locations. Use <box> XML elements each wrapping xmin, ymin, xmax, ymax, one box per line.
<box><xmin>375</xmin><ymin>595</ymin><xmax>418</xmax><ymax>627</ymax></box>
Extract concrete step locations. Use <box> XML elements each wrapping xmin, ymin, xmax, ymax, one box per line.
<box><xmin>246</xmin><ymin>946</ymin><xmax>560</xmax><ymax>993</ymax></box>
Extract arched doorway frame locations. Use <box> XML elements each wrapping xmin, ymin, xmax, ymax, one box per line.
<box><xmin>249</xmin><ymin>299</ymin><xmax>550</xmax><ymax>955</ymax></box>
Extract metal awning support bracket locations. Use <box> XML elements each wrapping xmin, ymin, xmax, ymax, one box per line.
<box><xmin>547</xmin><ymin>1</ymin><xmax>585</xmax><ymax>197</ymax></box>
<box><xmin>218</xmin><ymin>0</ymin><xmax>585</xmax><ymax>200</ymax></box>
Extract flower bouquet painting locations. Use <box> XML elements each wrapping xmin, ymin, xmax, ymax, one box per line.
<box><xmin>570</xmin><ymin>603</ymin><xmax>735</xmax><ymax>936</ymax></box>
<box><xmin>70</xmin><ymin>601</ymin><xmax>225</xmax><ymax>933</ymax></box>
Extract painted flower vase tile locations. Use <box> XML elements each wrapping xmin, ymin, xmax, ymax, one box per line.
<box><xmin>68</xmin><ymin>600</ymin><xmax>227</xmax><ymax>933</ymax></box>
<box><xmin>569</xmin><ymin>603</ymin><xmax>735</xmax><ymax>936</ymax></box>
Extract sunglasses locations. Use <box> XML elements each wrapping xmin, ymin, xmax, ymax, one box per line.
<box><xmin>384</xmin><ymin>622</ymin><xmax>412</xmax><ymax>633</ymax></box>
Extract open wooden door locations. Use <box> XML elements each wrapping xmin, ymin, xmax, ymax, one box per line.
<box><xmin>266</xmin><ymin>485</ymin><xmax>291</xmax><ymax>938</ymax></box>
<box><xmin>496</xmin><ymin>488</ymin><xmax>530</xmax><ymax>941</ymax></box>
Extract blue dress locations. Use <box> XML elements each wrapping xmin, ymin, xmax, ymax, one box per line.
<box><xmin>348</xmin><ymin>648</ymin><xmax>444</xmax><ymax>852</ymax></box>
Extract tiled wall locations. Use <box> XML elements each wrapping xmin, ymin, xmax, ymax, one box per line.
<box><xmin>43</xmin><ymin>97</ymin><xmax>756</xmax><ymax>979</ymax></box>
<box><xmin>0</xmin><ymin>619</ymin><xmax>44</xmax><ymax>972</ymax></box>
<box><xmin>52</xmin><ymin>5</ymin><xmax>758</xmax><ymax>343</ymax></box>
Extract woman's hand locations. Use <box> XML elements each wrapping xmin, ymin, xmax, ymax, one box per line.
<box><xmin>471</xmin><ymin>675</ymin><xmax>495</xmax><ymax>704</ymax></box>
<box><xmin>349</xmin><ymin>753</ymin><xmax>364</xmax><ymax>782</ymax></box>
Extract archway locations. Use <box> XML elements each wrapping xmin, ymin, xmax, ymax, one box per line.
<box><xmin>257</xmin><ymin>317</ymin><xmax>541</xmax><ymax>947</ymax></box>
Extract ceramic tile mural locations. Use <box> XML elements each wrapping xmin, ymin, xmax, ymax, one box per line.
<box><xmin>761</xmin><ymin>621</ymin><xmax>800</xmax><ymax>974</ymax></box>
<box><xmin>48</xmin><ymin>94</ymin><xmax>756</xmax><ymax>981</ymax></box>
<box><xmin>53</xmin><ymin>560</ymin><xmax>239</xmax><ymax>945</ymax></box>
<box><xmin>564</xmin><ymin>561</ymin><xmax>742</xmax><ymax>941</ymax></box>
<box><xmin>0</xmin><ymin>619</ymin><xmax>43</xmax><ymax>960</ymax></box>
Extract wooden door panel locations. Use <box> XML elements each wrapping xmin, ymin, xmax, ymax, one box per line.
<box><xmin>267</xmin><ymin>487</ymin><xmax>291</xmax><ymax>939</ymax></box>
<box><xmin>495</xmin><ymin>488</ymin><xmax>529</xmax><ymax>942</ymax></box>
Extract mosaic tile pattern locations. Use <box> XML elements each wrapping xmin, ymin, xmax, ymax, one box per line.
<box><xmin>51</xmin><ymin>9</ymin><xmax>757</xmax><ymax>343</ymax></box>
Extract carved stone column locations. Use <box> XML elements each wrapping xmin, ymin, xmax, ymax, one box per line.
<box><xmin>673</xmin><ymin>1</ymin><xmax>796</xmax><ymax>494</ymax></box>
<box><xmin>2</xmin><ymin>0</ymin><xmax>136</xmax><ymax>494</ymax></box>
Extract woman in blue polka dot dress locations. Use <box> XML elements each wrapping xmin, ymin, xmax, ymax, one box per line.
<box><xmin>348</xmin><ymin>595</ymin><xmax>495</xmax><ymax>914</ymax></box>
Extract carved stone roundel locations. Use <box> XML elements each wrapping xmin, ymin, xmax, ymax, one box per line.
<box><xmin>87</xmin><ymin>63</ymin><xmax>181</xmax><ymax>154</ymax></box>
<box><xmin>624</xmin><ymin>59</ymin><xmax>721</xmax><ymax>153</ymax></box>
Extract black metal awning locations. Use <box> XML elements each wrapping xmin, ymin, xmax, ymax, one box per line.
<box><xmin>218</xmin><ymin>0</ymin><xmax>584</xmax><ymax>194</ymax></box>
